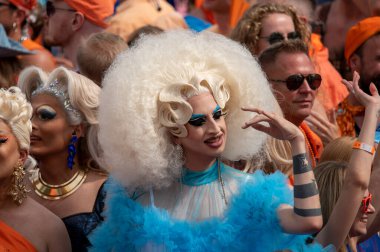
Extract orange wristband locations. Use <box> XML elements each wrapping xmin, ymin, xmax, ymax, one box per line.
<box><xmin>352</xmin><ymin>141</ymin><xmax>376</xmax><ymax>155</ymax></box>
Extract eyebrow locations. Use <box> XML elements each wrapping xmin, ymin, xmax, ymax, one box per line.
<box><xmin>190</xmin><ymin>105</ymin><xmax>221</xmax><ymax>120</ymax></box>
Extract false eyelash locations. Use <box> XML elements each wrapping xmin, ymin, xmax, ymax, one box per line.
<box><xmin>0</xmin><ymin>138</ymin><xmax>8</xmax><ymax>144</ymax></box>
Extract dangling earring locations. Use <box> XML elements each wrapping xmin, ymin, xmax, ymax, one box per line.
<box><xmin>67</xmin><ymin>131</ymin><xmax>78</xmax><ymax>170</ymax></box>
<box><xmin>12</xmin><ymin>22</ymin><xmax>17</xmax><ymax>32</ymax></box>
<box><xmin>8</xmin><ymin>161</ymin><xmax>29</xmax><ymax>205</ymax></box>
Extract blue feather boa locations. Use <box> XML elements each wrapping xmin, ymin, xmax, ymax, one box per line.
<box><xmin>89</xmin><ymin>171</ymin><xmax>323</xmax><ymax>251</ymax></box>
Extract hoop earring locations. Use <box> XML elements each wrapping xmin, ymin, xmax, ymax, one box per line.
<box><xmin>67</xmin><ymin>131</ymin><xmax>78</xmax><ymax>170</ymax></box>
<box><xmin>8</xmin><ymin>161</ymin><xmax>29</xmax><ymax>205</ymax></box>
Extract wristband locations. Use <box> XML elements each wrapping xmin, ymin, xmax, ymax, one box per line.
<box><xmin>352</xmin><ymin>141</ymin><xmax>375</xmax><ymax>155</ymax></box>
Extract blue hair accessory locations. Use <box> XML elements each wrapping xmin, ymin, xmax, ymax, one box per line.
<box><xmin>67</xmin><ymin>132</ymin><xmax>78</xmax><ymax>170</ymax></box>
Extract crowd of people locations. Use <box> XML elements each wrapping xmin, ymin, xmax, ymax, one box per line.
<box><xmin>0</xmin><ymin>0</ymin><xmax>380</xmax><ymax>251</ymax></box>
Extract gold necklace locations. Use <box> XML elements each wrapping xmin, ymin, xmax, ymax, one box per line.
<box><xmin>30</xmin><ymin>168</ymin><xmax>87</xmax><ymax>200</ymax></box>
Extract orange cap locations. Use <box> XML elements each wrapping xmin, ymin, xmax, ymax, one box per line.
<box><xmin>63</xmin><ymin>0</ymin><xmax>115</xmax><ymax>28</ymax></box>
<box><xmin>9</xmin><ymin>0</ymin><xmax>36</xmax><ymax>11</ymax></box>
<box><xmin>345</xmin><ymin>17</ymin><xmax>380</xmax><ymax>62</ymax></box>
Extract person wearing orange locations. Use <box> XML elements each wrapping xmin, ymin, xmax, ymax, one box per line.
<box><xmin>337</xmin><ymin>17</ymin><xmax>380</xmax><ymax>137</ymax></box>
<box><xmin>43</xmin><ymin>0</ymin><xmax>114</xmax><ymax>69</ymax></box>
<box><xmin>259</xmin><ymin>41</ymin><xmax>324</xmax><ymax>169</ymax></box>
<box><xmin>0</xmin><ymin>87</ymin><xmax>70</xmax><ymax>252</ymax></box>
<box><xmin>0</xmin><ymin>0</ymin><xmax>56</xmax><ymax>72</ymax></box>
<box><xmin>106</xmin><ymin>0</ymin><xmax>187</xmax><ymax>42</ymax></box>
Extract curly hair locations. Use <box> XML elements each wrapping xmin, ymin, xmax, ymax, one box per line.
<box><xmin>18</xmin><ymin>66</ymin><xmax>104</xmax><ymax>170</ymax></box>
<box><xmin>230</xmin><ymin>3</ymin><xmax>310</xmax><ymax>56</ymax></box>
<box><xmin>0</xmin><ymin>87</ymin><xmax>32</xmax><ymax>151</ymax></box>
<box><xmin>99</xmin><ymin>30</ymin><xmax>279</xmax><ymax>190</ymax></box>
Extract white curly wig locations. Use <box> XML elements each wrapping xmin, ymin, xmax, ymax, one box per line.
<box><xmin>0</xmin><ymin>87</ymin><xmax>32</xmax><ymax>151</ymax></box>
<box><xmin>99</xmin><ymin>30</ymin><xmax>279</xmax><ymax>189</ymax></box>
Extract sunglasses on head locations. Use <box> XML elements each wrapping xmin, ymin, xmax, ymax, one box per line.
<box><xmin>361</xmin><ymin>193</ymin><xmax>372</xmax><ymax>214</ymax></box>
<box><xmin>270</xmin><ymin>73</ymin><xmax>322</xmax><ymax>91</ymax></box>
<box><xmin>46</xmin><ymin>1</ymin><xmax>76</xmax><ymax>17</ymax></box>
<box><xmin>188</xmin><ymin>105</ymin><xmax>226</xmax><ymax>127</ymax></box>
<box><xmin>260</xmin><ymin>31</ymin><xmax>301</xmax><ymax>45</ymax></box>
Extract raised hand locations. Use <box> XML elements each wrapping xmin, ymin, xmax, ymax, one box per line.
<box><xmin>342</xmin><ymin>71</ymin><xmax>380</xmax><ymax>109</ymax></box>
<box><xmin>241</xmin><ymin>107</ymin><xmax>303</xmax><ymax>142</ymax></box>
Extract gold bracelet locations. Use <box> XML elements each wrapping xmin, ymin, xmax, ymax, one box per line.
<box><xmin>352</xmin><ymin>140</ymin><xmax>376</xmax><ymax>155</ymax></box>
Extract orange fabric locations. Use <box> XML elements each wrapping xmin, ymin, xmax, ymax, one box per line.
<box><xmin>107</xmin><ymin>0</ymin><xmax>187</xmax><ymax>41</ymax></box>
<box><xmin>0</xmin><ymin>220</ymin><xmax>37</xmax><ymax>252</ymax></box>
<box><xmin>345</xmin><ymin>17</ymin><xmax>380</xmax><ymax>62</ymax></box>
<box><xmin>197</xmin><ymin>0</ymin><xmax>249</xmax><ymax>27</ymax></box>
<box><xmin>300</xmin><ymin>122</ymin><xmax>324</xmax><ymax>161</ymax></box>
<box><xmin>229</xmin><ymin>0</ymin><xmax>249</xmax><ymax>28</ymax></box>
<box><xmin>287</xmin><ymin>123</ymin><xmax>324</xmax><ymax>186</ymax></box>
<box><xmin>336</xmin><ymin>98</ymin><xmax>365</xmax><ymax>137</ymax></box>
<box><xmin>21</xmin><ymin>38</ymin><xmax>56</xmax><ymax>63</ymax></box>
<box><xmin>9</xmin><ymin>0</ymin><xmax>36</xmax><ymax>11</ymax></box>
<box><xmin>309</xmin><ymin>33</ymin><xmax>349</xmax><ymax>112</ymax></box>
<box><xmin>22</xmin><ymin>38</ymin><xmax>44</xmax><ymax>51</ymax></box>
<box><xmin>64</xmin><ymin>0</ymin><xmax>115</xmax><ymax>28</ymax></box>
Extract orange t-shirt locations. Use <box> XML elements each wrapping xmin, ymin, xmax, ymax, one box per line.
<box><xmin>0</xmin><ymin>220</ymin><xmax>37</xmax><ymax>252</ymax></box>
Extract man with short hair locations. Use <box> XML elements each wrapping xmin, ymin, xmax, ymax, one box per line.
<box><xmin>336</xmin><ymin>17</ymin><xmax>380</xmax><ymax>137</ymax></box>
<box><xmin>44</xmin><ymin>0</ymin><xmax>114</xmax><ymax>69</ymax></box>
<box><xmin>259</xmin><ymin>40</ymin><xmax>324</xmax><ymax>166</ymax></box>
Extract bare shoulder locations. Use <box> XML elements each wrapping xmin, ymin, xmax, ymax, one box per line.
<box><xmin>20</xmin><ymin>198</ymin><xmax>71</xmax><ymax>251</ymax></box>
<box><xmin>26</xmin><ymin>198</ymin><xmax>66</xmax><ymax>231</ymax></box>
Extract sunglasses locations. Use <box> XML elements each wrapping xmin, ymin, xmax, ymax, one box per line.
<box><xmin>361</xmin><ymin>193</ymin><xmax>372</xmax><ymax>214</ymax></box>
<box><xmin>260</xmin><ymin>31</ymin><xmax>301</xmax><ymax>45</ymax></box>
<box><xmin>0</xmin><ymin>2</ymin><xmax>9</xmax><ymax>7</ymax></box>
<box><xmin>46</xmin><ymin>1</ymin><xmax>76</xmax><ymax>17</ymax></box>
<box><xmin>188</xmin><ymin>105</ymin><xmax>226</xmax><ymax>127</ymax></box>
<box><xmin>270</xmin><ymin>73</ymin><xmax>322</xmax><ymax>91</ymax></box>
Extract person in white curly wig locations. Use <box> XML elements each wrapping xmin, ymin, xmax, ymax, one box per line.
<box><xmin>18</xmin><ymin>66</ymin><xmax>107</xmax><ymax>251</ymax></box>
<box><xmin>0</xmin><ymin>87</ymin><xmax>70</xmax><ymax>252</ymax></box>
<box><xmin>90</xmin><ymin>30</ymin><xmax>324</xmax><ymax>251</ymax></box>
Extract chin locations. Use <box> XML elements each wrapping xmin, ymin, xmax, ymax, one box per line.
<box><xmin>349</xmin><ymin>224</ymin><xmax>367</xmax><ymax>237</ymax></box>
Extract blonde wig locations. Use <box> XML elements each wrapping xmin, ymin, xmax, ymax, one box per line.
<box><xmin>0</xmin><ymin>87</ymin><xmax>32</xmax><ymax>151</ymax></box>
<box><xmin>99</xmin><ymin>30</ymin><xmax>279</xmax><ymax>190</ymax></box>
<box><xmin>230</xmin><ymin>3</ymin><xmax>310</xmax><ymax>56</ymax></box>
<box><xmin>18</xmin><ymin>66</ymin><xmax>103</xmax><ymax>169</ymax></box>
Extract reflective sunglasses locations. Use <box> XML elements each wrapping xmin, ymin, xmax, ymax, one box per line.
<box><xmin>361</xmin><ymin>193</ymin><xmax>372</xmax><ymax>214</ymax></box>
<box><xmin>46</xmin><ymin>1</ymin><xmax>76</xmax><ymax>17</ymax></box>
<box><xmin>270</xmin><ymin>73</ymin><xmax>322</xmax><ymax>91</ymax></box>
<box><xmin>188</xmin><ymin>105</ymin><xmax>226</xmax><ymax>127</ymax></box>
<box><xmin>260</xmin><ymin>31</ymin><xmax>301</xmax><ymax>45</ymax></box>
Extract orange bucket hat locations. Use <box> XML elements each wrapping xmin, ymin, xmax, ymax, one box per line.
<box><xmin>345</xmin><ymin>17</ymin><xmax>380</xmax><ymax>62</ymax></box>
<box><xmin>9</xmin><ymin>0</ymin><xmax>37</xmax><ymax>11</ymax></box>
<box><xmin>63</xmin><ymin>0</ymin><xmax>115</xmax><ymax>28</ymax></box>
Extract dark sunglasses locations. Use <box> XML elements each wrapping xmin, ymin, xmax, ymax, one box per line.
<box><xmin>0</xmin><ymin>2</ymin><xmax>9</xmax><ymax>6</ymax></box>
<box><xmin>270</xmin><ymin>73</ymin><xmax>322</xmax><ymax>91</ymax></box>
<box><xmin>260</xmin><ymin>31</ymin><xmax>301</xmax><ymax>45</ymax></box>
<box><xmin>46</xmin><ymin>1</ymin><xmax>76</xmax><ymax>17</ymax></box>
<box><xmin>188</xmin><ymin>105</ymin><xmax>226</xmax><ymax>127</ymax></box>
<box><xmin>361</xmin><ymin>193</ymin><xmax>372</xmax><ymax>214</ymax></box>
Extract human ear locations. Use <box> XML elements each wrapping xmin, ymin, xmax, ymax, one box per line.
<box><xmin>72</xmin><ymin>12</ymin><xmax>85</xmax><ymax>31</ymax></box>
<box><xmin>72</xmin><ymin>124</ymin><xmax>85</xmax><ymax>138</ymax></box>
<box><xmin>349</xmin><ymin>54</ymin><xmax>361</xmax><ymax>71</ymax></box>
<box><xmin>18</xmin><ymin>149</ymin><xmax>28</xmax><ymax>164</ymax></box>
